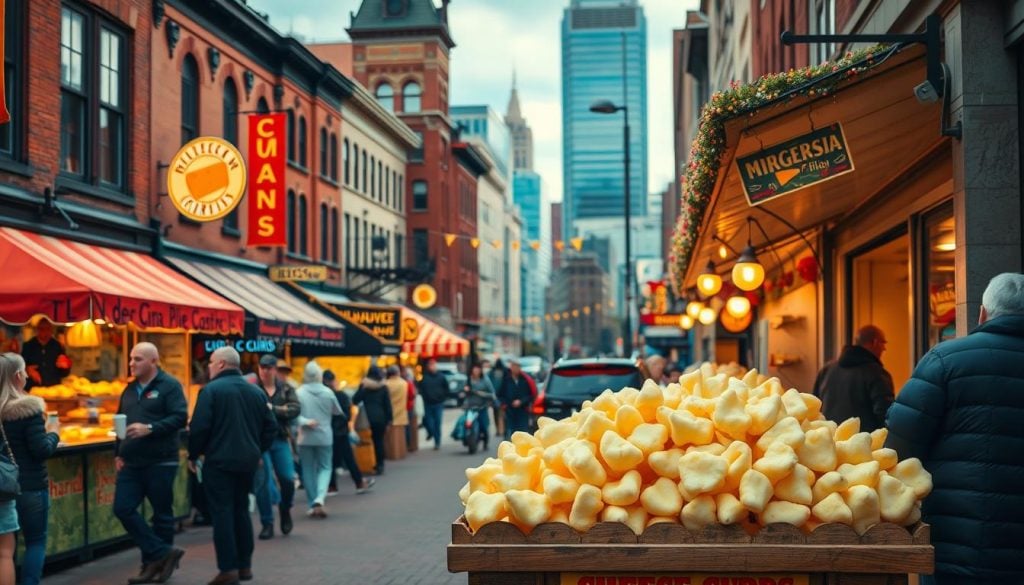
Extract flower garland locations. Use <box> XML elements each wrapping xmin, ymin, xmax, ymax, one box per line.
<box><xmin>669</xmin><ymin>45</ymin><xmax>892</xmax><ymax>297</ymax></box>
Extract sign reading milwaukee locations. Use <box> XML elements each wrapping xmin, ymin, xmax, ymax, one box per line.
<box><xmin>736</xmin><ymin>123</ymin><xmax>854</xmax><ymax>206</ymax></box>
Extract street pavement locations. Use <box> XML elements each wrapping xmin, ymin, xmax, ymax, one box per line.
<box><xmin>45</xmin><ymin>409</ymin><xmax>495</xmax><ymax>585</ymax></box>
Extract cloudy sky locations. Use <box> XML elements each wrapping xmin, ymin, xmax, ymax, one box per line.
<box><xmin>249</xmin><ymin>0</ymin><xmax>699</xmax><ymax>202</ymax></box>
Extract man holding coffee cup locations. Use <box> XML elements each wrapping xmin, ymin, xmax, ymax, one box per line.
<box><xmin>113</xmin><ymin>342</ymin><xmax>189</xmax><ymax>584</ymax></box>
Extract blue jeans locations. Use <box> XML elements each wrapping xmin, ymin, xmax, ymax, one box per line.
<box><xmin>255</xmin><ymin>438</ymin><xmax>295</xmax><ymax>527</ymax></box>
<box><xmin>423</xmin><ymin>403</ymin><xmax>445</xmax><ymax>448</ymax></box>
<box><xmin>114</xmin><ymin>464</ymin><xmax>178</xmax><ymax>564</ymax></box>
<box><xmin>298</xmin><ymin>445</ymin><xmax>332</xmax><ymax>508</ymax></box>
<box><xmin>15</xmin><ymin>490</ymin><xmax>48</xmax><ymax>585</ymax></box>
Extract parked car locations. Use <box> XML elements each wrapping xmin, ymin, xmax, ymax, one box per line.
<box><xmin>531</xmin><ymin>357</ymin><xmax>644</xmax><ymax>424</ymax></box>
<box><xmin>518</xmin><ymin>355</ymin><xmax>548</xmax><ymax>383</ymax></box>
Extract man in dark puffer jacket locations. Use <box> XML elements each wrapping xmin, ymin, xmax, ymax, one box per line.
<box><xmin>886</xmin><ymin>273</ymin><xmax>1024</xmax><ymax>585</ymax></box>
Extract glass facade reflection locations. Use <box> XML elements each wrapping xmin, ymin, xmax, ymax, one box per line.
<box><xmin>561</xmin><ymin>0</ymin><xmax>648</xmax><ymax>236</ymax></box>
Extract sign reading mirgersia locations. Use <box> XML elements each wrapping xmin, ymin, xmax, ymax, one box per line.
<box><xmin>737</xmin><ymin>123</ymin><xmax>854</xmax><ymax>206</ymax></box>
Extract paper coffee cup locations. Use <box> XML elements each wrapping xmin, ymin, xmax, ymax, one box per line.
<box><xmin>113</xmin><ymin>414</ymin><xmax>127</xmax><ymax>439</ymax></box>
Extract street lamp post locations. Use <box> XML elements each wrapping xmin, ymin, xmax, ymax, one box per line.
<box><xmin>589</xmin><ymin>99</ymin><xmax>632</xmax><ymax>357</ymax></box>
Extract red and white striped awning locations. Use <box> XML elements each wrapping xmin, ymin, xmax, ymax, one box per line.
<box><xmin>401</xmin><ymin>309</ymin><xmax>470</xmax><ymax>358</ymax></box>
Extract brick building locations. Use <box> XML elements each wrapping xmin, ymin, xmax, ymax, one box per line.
<box><xmin>0</xmin><ymin>0</ymin><xmax>154</xmax><ymax>248</ymax></box>
<box><xmin>151</xmin><ymin>0</ymin><xmax>355</xmax><ymax>287</ymax></box>
<box><xmin>347</xmin><ymin>0</ymin><xmax>484</xmax><ymax>329</ymax></box>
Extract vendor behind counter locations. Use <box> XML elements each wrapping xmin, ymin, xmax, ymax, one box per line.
<box><xmin>21</xmin><ymin>320</ymin><xmax>70</xmax><ymax>389</ymax></box>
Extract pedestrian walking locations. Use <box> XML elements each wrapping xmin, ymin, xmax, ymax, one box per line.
<box><xmin>812</xmin><ymin>325</ymin><xmax>894</xmax><ymax>432</ymax></box>
<box><xmin>417</xmin><ymin>359</ymin><xmax>448</xmax><ymax>450</ymax></box>
<box><xmin>253</xmin><ymin>354</ymin><xmax>299</xmax><ymax>540</ymax></box>
<box><xmin>487</xmin><ymin>359</ymin><xmax>506</xmax><ymax>438</ymax></box>
<box><xmin>295</xmin><ymin>361</ymin><xmax>342</xmax><ymax>517</ymax></box>
<box><xmin>188</xmin><ymin>347</ymin><xmax>277</xmax><ymax>585</ymax></box>
<box><xmin>384</xmin><ymin>365</ymin><xmax>408</xmax><ymax>458</ymax></box>
<box><xmin>324</xmin><ymin>370</ymin><xmax>374</xmax><ymax>495</ymax></box>
<box><xmin>403</xmin><ymin>368</ymin><xmax>418</xmax><ymax>450</ymax></box>
<box><xmin>462</xmin><ymin>363</ymin><xmax>495</xmax><ymax>448</ymax></box>
<box><xmin>353</xmin><ymin>366</ymin><xmax>392</xmax><ymax>474</ymax></box>
<box><xmin>498</xmin><ymin>358</ymin><xmax>537</xmax><ymax>438</ymax></box>
<box><xmin>114</xmin><ymin>342</ymin><xmax>187</xmax><ymax>584</ymax></box>
<box><xmin>0</xmin><ymin>352</ymin><xmax>59</xmax><ymax>585</ymax></box>
<box><xmin>885</xmin><ymin>273</ymin><xmax>1024</xmax><ymax>585</ymax></box>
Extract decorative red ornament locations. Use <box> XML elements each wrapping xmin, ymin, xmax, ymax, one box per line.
<box><xmin>797</xmin><ymin>256</ymin><xmax>818</xmax><ymax>282</ymax></box>
<box><xmin>783</xmin><ymin>271</ymin><xmax>795</xmax><ymax>287</ymax></box>
<box><xmin>744</xmin><ymin>290</ymin><xmax>761</xmax><ymax>307</ymax></box>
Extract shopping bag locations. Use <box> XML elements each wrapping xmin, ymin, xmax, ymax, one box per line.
<box><xmin>414</xmin><ymin>393</ymin><xmax>425</xmax><ymax>419</ymax></box>
<box><xmin>451</xmin><ymin>411</ymin><xmax>467</xmax><ymax>441</ymax></box>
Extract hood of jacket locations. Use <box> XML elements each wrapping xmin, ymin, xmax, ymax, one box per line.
<box><xmin>837</xmin><ymin>345</ymin><xmax>881</xmax><ymax>368</ymax></box>
<box><xmin>2</xmin><ymin>394</ymin><xmax>45</xmax><ymax>421</ymax></box>
<box><xmin>360</xmin><ymin>378</ymin><xmax>386</xmax><ymax>391</ymax></box>
<box><xmin>298</xmin><ymin>382</ymin><xmax>333</xmax><ymax>398</ymax></box>
<box><xmin>976</xmin><ymin>314</ymin><xmax>1024</xmax><ymax>338</ymax></box>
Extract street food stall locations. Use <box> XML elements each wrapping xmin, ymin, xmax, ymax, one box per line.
<box><xmin>0</xmin><ymin>227</ymin><xmax>244</xmax><ymax>564</ymax></box>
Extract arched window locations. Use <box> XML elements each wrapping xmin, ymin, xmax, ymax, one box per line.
<box><xmin>319</xmin><ymin>127</ymin><xmax>328</xmax><ymax>177</ymax></box>
<box><xmin>222</xmin><ymin>78</ymin><xmax>239</xmax><ymax>232</ymax></box>
<box><xmin>352</xmin><ymin>143</ymin><xmax>359</xmax><ymax>190</ymax></box>
<box><xmin>402</xmin><ymin>81</ymin><xmax>421</xmax><ymax>113</ymax></box>
<box><xmin>287</xmin><ymin>190</ymin><xmax>297</xmax><ymax>253</ymax></box>
<box><xmin>181</xmin><ymin>55</ymin><xmax>199</xmax><ymax>144</ymax></box>
<box><xmin>343</xmin><ymin>139</ymin><xmax>350</xmax><ymax>185</ymax></box>
<box><xmin>329</xmin><ymin>133</ymin><xmax>338</xmax><ymax>181</ymax></box>
<box><xmin>256</xmin><ymin>97</ymin><xmax>270</xmax><ymax>114</ymax></box>
<box><xmin>320</xmin><ymin>202</ymin><xmax>329</xmax><ymax>261</ymax></box>
<box><xmin>298</xmin><ymin>116</ymin><xmax>308</xmax><ymax>168</ymax></box>
<box><xmin>375</xmin><ymin>83</ymin><xmax>394</xmax><ymax>112</ymax></box>
<box><xmin>330</xmin><ymin>208</ymin><xmax>339</xmax><ymax>264</ymax></box>
<box><xmin>298</xmin><ymin>194</ymin><xmax>308</xmax><ymax>256</ymax></box>
<box><xmin>286</xmin><ymin>109</ymin><xmax>295</xmax><ymax>162</ymax></box>
<box><xmin>361</xmin><ymin>150</ymin><xmax>367</xmax><ymax>193</ymax></box>
<box><xmin>370</xmin><ymin>155</ymin><xmax>376</xmax><ymax>198</ymax></box>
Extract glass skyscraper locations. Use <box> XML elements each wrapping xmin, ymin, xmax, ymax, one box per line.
<box><xmin>561</xmin><ymin>0</ymin><xmax>648</xmax><ymax>237</ymax></box>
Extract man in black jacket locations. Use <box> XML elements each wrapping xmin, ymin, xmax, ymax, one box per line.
<box><xmin>21</xmin><ymin>319</ymin><xmax>70</xmax><ymax>389</ymax></box>
<box><xmin>812</xmin><ymin>325</ymin><xmax>894</xmax><ymax>432</ymax></box>
<box><xmin>886</xmin><ymin>273</ymin><xmax>1024</xmax><ymax>585</ymax></box>
<box><xmin>189</xmin><ymin>347</ymin><xmax>277</xmax><ymax>585</ymax></box>
<box><xmin>417</xmin><ymin>359</ymin><xmax>448</xmax><ymax>451</ymax></box>
<box><xmin>253</xmin><ymin>353</ymin><xmax>300</xmax><ymax>540</ymax></box>
<box><xmin>498</xmin><ymin>358</ymin><xmax>537</xmax><ymax>438</ymax></box>
<box><xmin>113</xmin><ymin>342</ymin><xmax>188</xmax><ymax>584</ymax></box>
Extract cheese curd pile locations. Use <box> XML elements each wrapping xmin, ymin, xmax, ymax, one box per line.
<box><xmin>459</xmin><ymin>363</ymin><xmax>932</xmax><ymax>536</ymax></box>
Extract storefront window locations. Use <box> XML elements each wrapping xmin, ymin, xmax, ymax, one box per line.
<box><xmin>922</xmin><ymin>206</ymin><xmax>956</xmax><ymax>351</ymax></box>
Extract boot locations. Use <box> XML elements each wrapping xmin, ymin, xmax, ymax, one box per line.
<box><xmin>279</xmin><ymin>506</ymin><xmax>293</xmax><ymax>535</ymax></box>
<box><xmin>127</xmin><ymin>562</ymin><xmax>160</xmax><ymax>585</ymax></box>
<box><xmin>152</xmin><ymin>547</ymin><xmax>185</xmax><ymax>584</ymax></box>
<box><xmin>258</xmin><ymin>523</ymin><xmax>274</xmax><ymax>540</ymax></box>
<box><xmin>239</xmin><ymin>568</ymin><xmax>253</xmax><ymax>582</ymax></box>
<box><xmin>207</xmin><ymin>571</ymin><xmax>240</xmax><ymax>585</ymax></box>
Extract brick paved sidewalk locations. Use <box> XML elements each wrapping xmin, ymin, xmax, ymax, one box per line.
<box><xmin>44</xmin><ymin>411</ymin><xmax>494</xmax><ymax>585</ymax></box>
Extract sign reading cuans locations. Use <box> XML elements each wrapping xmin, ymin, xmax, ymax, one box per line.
<box><xmin>167</xmin><ymin>137</ymin><xmax>246</xmax><ymax>221</ymax></box>
<box><xmin>737</xmin><ymin>123</ymin><xmax>854</xmax><ymax>206</ymax></box>
<box><xmin>247</xmin><ymin>114</ymin><xmax>287</xmax><ymax>247</ymax></box>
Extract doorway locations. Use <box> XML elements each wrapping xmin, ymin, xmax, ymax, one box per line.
<box><xmin>848</xmin><ymin>233</ymin><xmax>912</xmax><ymax>392</ymax></box>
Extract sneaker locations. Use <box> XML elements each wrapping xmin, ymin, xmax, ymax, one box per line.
<box><xmin>325</xmin><ymin>488</ymin><xmax>338</xmax><ymax>497</ymax></box>
<box><xmin>356</xmin><ymin>478</ymin><xmax>376</xmax><ymax>494</ymax></box>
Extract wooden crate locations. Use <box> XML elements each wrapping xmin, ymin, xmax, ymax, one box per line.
<box><xmin>448</xmin><ymin>518</ymin><xmax>933</xmax><ymax>585</ymax></box>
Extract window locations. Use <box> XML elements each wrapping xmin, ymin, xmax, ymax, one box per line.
<box><xmin>344</xmin><ymin>212</ymin><xmax>352</xmax><ymax>269</ymax></box>
<box><xmin>222</xmin><ymin>78</ymin><xmax>239</xmax><ymax>232</ymax></box>
<box><xmin>810</xmin><ymin>0</ymin><xmax>836</xmax><ymax>64</ymax></box>
<box><xmin>286</xmin><ymin>109</ymin><xmax>295</xmax><ymax>162</ymax></box>
<box><xmin>920</xmin><ymin>203</ymin><xmax>956</xmax><ymax>355</ymax></box>
<box><xmin>402</xmin><ymin>81</ymin><xmax>421</xmax><ymax>113</ymax></box>
<box><xmin>385</xmin><ymin>0</ymin><xmax>407</xmax><ymax>18</ymax></box>
<box><xmin>377</xmin><ymin>161</ymin><xmax>383</xmax><ymax>201</ymax></box>
<box><xmin>180</xmin><ymin>54</ymin><xmax>199</xmax><ymax>145</ymax></box>
<box><xmin>395</xmin><ymin>233</ymin><xmax>404</xmax><ymax>267</ymax></box>
<box><xmin>298</xmin><ymin>116</ymin><xmax>308</xmax><ymax>168</ymax></box>
<box><xmin>384</xmin><ymin>168</ymin><xmax>390</xmax><ymax>207</ymax></box>
<box><xmin>298</xmin><ymin>195</ymin><xmax>308</xmax><ymax>256</ymax></box>
<box><xmin>410</xmin><ymin>131</ymin><xmax>424</xmax><ymax>162</ymax></box>
<box><xmin>412</xmin><ymin>229</ymin><xmax>429</xmax><ymax>267</ymax></box>
<box><xmin>352</xmin><ymin>144</ymin><xmax>360</xmax><ymax>190</ymax></box>
<box><xmin>287</xmin><ymin>190</ymin><xmax>297</xmax><ymax>253</ymax></box>
<box><xmin>1</xmin><ymin>0</ymin><xmax>22</xmax><ymax>158</ymax></box>
<box><xmin>353</xmin><ymin>220</ymin><xmax>360</xmax><ymax>269</ymax></box>
<box><xmin>376</xmin><ymin>83</ymin><xmax>394</xmax><ymax>112</ymax></box>
<box><xmin>60</xmin><ymin>6</ymin><xmax>128</xmax><ymax>187</ymax></box>
<box><xmin>398</xmin><ymin>174</ymin><xmax>403</xmax><ymax>211</ymax></box>
<box><xmin>330</xmin><ymin>208</ymin><xmax>339</xmax><ymax>264</ymax></box>
<box><xmin>256</xmin><ymin>97</ymin><xmax>270</xmax><ymax>114</ymax></box>
<box><xmin>343</xmin><ymin>139</ymin><xmax>350</xmax><ymax>185</ymax></box>
<box><xmin>361</xmin><ymin>151</ymin><xmax>368</xmax><ymax>193</ymax></box>
<box><xmin>319</xmin><ymin>128</ymin><xmax>328</xmax><ymax>177</ymax></box>
<box><xmin>412</xmin><ymin>180</ymin><xmax>427</xmax><ymax>210</ymax></box>
<box><xmin>329</xmin><ymin>133</ymin><xmax>338</xmax><ymax>181</ymax></box>
<box><xmin>370</xmin><ymin>155</ymin><xmax>376</xmax><ymax>198</ymax></box>
<box><xmin>320</xmin><ymin>203</ymin><xmax>329</xmax><ymax>261</ymax></box>
<box><xmin>362</xmin><ymin>219</ymin><xmax>369</xmax><ymax>267</ymax></box>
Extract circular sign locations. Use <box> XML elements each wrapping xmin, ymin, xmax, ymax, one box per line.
<box><xmin>412</xmin><ymin>283</ymin><xmax>437</xmax><ymax>309</ymax></box>
<box><xmin>401</xmin><ymin>317</ymin><xmax>420</xmax><ymax>342</ymax></box>
<box><xmin>167</xmin><ymin>136</ymin><xmax>247</xmax><ymax>222</ymax></box>
<box><xmin>720</xmin><ymin>309</ymin><xmax>753</xmax><ymax>333</ymax></box>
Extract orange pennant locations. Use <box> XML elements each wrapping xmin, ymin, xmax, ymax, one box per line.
<box><xmin>444</xmin><ymin>233</ymin><xmax>457</xmax><ymax>247</ymax></box>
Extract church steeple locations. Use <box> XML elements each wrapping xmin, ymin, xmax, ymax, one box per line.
<box><xmin>506</xmin><ymin>70</ymin><xmax>524</xmax><ymax>123</ymax></box>
<box><xmin>505</xmin><ymin>72</ymin><xmax>533</xmax><ymax>172</ymax></box>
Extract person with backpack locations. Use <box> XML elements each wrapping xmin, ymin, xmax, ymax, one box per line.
<box><xmin>353</xmin><ymin>366</ymin><xmax>392</xmax><ymax>475</ymax></box>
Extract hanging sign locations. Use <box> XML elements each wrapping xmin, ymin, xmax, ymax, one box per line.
<box><xmin>268</xmin><ymin>265</ymin><xmax>328</xmax><ymax>282</ymax></box>
<box><xmin>412</xmin><ymin>283</ymin><xmax>437</xmax><ymax>309</ymax></box>
<box><xmin>737</xmin><ymin>122</ymin><xmax>854</xmax><ymax>206</ymax></box>
<box><xmin>333</xmin><ymin>303</ymin><xmax>402</xmax><ymax>343</ymax></box>
<box><xmin>168</xmin><ymin>137</ymin><xmax>247</xmax><ymax>221</ymax></box>
<box><xmin>247</xmin><ymin>114</ymin><xmax>287</xmax><ymax>246</ymax></box>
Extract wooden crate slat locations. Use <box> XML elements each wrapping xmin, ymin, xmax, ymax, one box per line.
<box><xmin>911</xmin><ymin>522</ymin><xmax>931</xmax><ymax>545</ymax></box>
<box><xmin>528</xmin><ymin>522</ymin><xmax>582</xmax><ymax>544</ymax></box>
<box><xmin>695</xmin><ymin>523</ymin><xmax>752</xmax><ymax>543</ymax></box>
<box><xmin>638</xmin><ymin>523</ymin><xmax>693</xmax><ymax>544</ymax></box>
<box><xmin>474</xmin><ymin>521</ymin><xmax>528</xmax><ymax>544</ymax></box>
<box><xmin>808</xmin><ymin>523</ymin><xmax>861</xmax><ymax>544</ymax></box>
<box><xmin>447</xmin><ymin>543</ymin><xmax>934</xmax><ymax>574</ymax></box>
<box><xmin>860</xmin><ymin>523</ymin><xmax>913</xmax><ymax>545</ymax></box>
<box><xmin>580</xmin><ymin>522</ymin><xmax>638</xmax><ymax>544</ymax></box>
<box><xmin>752</xmin><ymin>523</ymin><xmax>807</xmax><ymax>544</ymax></box>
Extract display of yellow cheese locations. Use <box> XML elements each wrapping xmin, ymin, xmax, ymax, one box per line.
<box><xmin>460</xmin><ymin>362</ymin><xmax>933</xmax><ymax>536</ymax></box>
